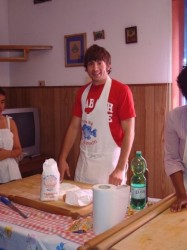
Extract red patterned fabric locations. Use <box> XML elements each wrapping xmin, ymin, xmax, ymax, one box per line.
<box><xmin>0</xmin><ymin>202</ymin><xmax>95</xmax><ymax>245</ymax></box>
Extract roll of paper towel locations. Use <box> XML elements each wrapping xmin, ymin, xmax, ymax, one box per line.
<box><xmin>93</xmin><ymin>184</ymin><xmax>130</xmax><ymax>235</ymax></box>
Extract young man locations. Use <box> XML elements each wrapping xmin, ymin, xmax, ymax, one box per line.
<box><xmin>58</xmin><ymin>44</ymin><xmax>136</xmax><ymax>185</ymax></box>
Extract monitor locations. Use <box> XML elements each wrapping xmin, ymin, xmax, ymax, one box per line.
<box><xmin>2</xmin><ymin>107</ymin><xmax>40</xmax><ymax>158</ymax></box>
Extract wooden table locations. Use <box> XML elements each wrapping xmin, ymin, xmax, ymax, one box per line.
<box><xmin>78</xmin><ymin>193</ymin><xmax>177</xmax><ymax>250</ymax></box>
<box><xmin>1</xmin><ymin>175</ymin><xmax>183</xmax><ymax>250</ymax></box>
<box><xmin>0</xmin><ymin>174</ymin><xmax>93</xmax><ymax>219</ymax></box>
<box><xmin>111</xmin><ymin>206</ymin><xmax>187</xmax><ymax>250</ymax></box>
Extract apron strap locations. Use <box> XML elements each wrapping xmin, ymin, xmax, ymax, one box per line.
<box><xmin>6</xmin><ymin>116</ymin><xmax>11</xmax><ymax>130</ymax></box>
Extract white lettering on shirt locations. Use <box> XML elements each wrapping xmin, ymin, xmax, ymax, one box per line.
<box><xmin>108</xmin><ymin>114</ymin><xmax>112</xmax><ymax>122</ymax></box>
<box><xmin>107</xmin><ymin>102</ymin><xmax>113</xmax><ymax>123</ymax></box>
<box><xmin>86</xmin><ymin>98</ymin><xmax>94</xmax><ymax>108</ymax></box>
<box><xmin>85</xmin><ymin>99</ymin><xmax>114</xmax><ymax>122</ymax></box>
<box><xmin>107</xmin><ymin>103</ymin><xmax>113</xmax><ymax>113</ymax></box>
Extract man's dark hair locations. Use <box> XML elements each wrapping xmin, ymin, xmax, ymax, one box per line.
<box><xmin>177</xmin><ymin>66</ymin><xmax>187</xmax><ymax>100</ymax></box>
<box><xmin>84</xmin><ymin>44</ymin><xmax>112</xmax><ymax>74</ymax></box>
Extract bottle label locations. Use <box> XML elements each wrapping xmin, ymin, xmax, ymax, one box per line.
<box><xmin>131</xmin><ymin>186</ymin><xmax>146</xmax><ymax>199</ymax></box>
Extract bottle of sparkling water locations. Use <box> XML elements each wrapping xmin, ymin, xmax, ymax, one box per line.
<box><xmin>130</xmin><ymin>151</ymin><xmax>147</xmax><ymax>210</ymax></box>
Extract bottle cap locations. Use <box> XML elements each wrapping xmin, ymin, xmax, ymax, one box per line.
<box><xmin>136</xmin><ymin>151</ymin><xmax>142</xmax><ymax>156</ymax></box>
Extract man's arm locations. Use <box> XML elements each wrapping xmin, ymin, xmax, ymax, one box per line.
<box><xmin>164</xmin><ymin>112</ymin><xmax>187</xmax><ymax>212</ymax></box>
<box><xmin>109</xmin><ymin>117</ymin><xmax>135</xmax><ymax>185</ymax></box>
<box><xmin>169</xmin><ymin>171</ymin><xmax>187</xmax><ymax>212</ymax></box>
<box><xmin>58</xmin><ymin>116</ymin><xmax>81</xmax><ymax>180</ymax></box>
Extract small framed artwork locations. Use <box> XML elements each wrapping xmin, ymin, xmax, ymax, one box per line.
<box><xmin>125</xmin><ymin>26</ymin><xmax>138</xmax><ymax>44</ymax></box>
<box><xmin>93</xmin><ymin>30</ymin><xmax>105</xmax><ymax>41</ymax></box>
<box><xmin>34</xmin><ymin>0</ymin><xmax>51</xmax><ymax>4</ymax></box>
<box><xmin>64</xmin><ymin>33</ymin><xmax>87</xmax><ymax>67</ymax></box>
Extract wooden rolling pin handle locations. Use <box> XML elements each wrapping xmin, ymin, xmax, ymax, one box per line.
<box><xmin>7</xmin><ymin>195</ymin><xmax>81</xmax><ymax>219</ymax></box>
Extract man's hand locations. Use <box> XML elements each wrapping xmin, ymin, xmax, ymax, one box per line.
<box><xmin>170</xmin><ymin>196</ymin><xmax>187</xmax><ymax>212</ymax></box>
<box><xmin>109</xmin><ymin>168</ymin><xmax>124</xmax><ymax>186</ymax></box>
<box><xmin>170</xmin><ymin>171</ymin><xmax>187</xmax><ymax>212</ymax></box>
<box><xmin>58</xmin><ymin>159</ymin><xmax>71</xmax><ymax>182</ymax></box>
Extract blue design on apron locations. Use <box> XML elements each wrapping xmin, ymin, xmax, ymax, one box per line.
<box><xmin>82</xmin><ymin>124</ymin><xmax>97</xmax><ymax>140</ymax></box>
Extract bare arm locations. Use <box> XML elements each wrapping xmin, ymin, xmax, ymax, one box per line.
<box><xmin>109</xmin><ymin>117</ymin><xmax>135</xmax><ymax>185</ymax></box>
<box><xmin>58</xmin><ymin>116</ymin><xmax>81</xmax><ymax>180</ymax></box>
<box><xmin>170</xmin><ymin>171</ymin><xmax>187</xmax><ymax>212</ymax></box>
<box><xmin>0</xmin><ymin>119</ymin><xmax>22</xmax><ymax>160</ymax></box>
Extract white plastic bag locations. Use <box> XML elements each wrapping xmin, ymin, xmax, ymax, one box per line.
<box><xmin>40</xmin><ymin>158</ymin><xmax>60</xmax><ymax>201</ymax></box>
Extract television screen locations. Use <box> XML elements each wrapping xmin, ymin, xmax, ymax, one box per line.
<box><xmin>8</xmin><ymin>112</ymin><xmax>35</xmax><ymax>148</ymax></box>
<box><xmin>2</xmin><ymin>108</ymin><xmax>40</xmax><ymax>157</ymax></box>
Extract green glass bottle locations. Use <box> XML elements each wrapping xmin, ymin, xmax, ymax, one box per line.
<box><xmin>130</xmin><ymin>151</ymin><xmax>147</xmax><ymax>210</ymax></box>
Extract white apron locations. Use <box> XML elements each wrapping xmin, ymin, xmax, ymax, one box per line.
<box><xmin>182</xmin><ymin>137</ymin><xmax>187</xmax><ymax>190</ymax></box>
<box><xmin>75</xmin><ymin>76</ymin><xmax>126</xmax><ymax>184</ymax></box>
<box><xmin>0</xmin><ymin>116</ymin><xmax>21</xmax><ymax>183</ymax></box>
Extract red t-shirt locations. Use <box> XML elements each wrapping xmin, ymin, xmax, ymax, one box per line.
<box><xmin>73</xmin><ymin>79</ymin><xmax>136</xmax><ymax>147</ymax></box>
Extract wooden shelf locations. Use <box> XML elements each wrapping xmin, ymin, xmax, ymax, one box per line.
<box><xmin>0</xmin><ymin>45</ymin><xmax>53</xmax><ymax>62</ymax></box>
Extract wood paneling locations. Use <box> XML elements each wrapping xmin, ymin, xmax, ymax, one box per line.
<box><xmin>4</xmin><ymin>84</ymin><xmax>174</xmax><ymax>198</ymax></box>
<box><xmin>128</xmin><ymin>84</ymin><xmax>174</xmax><ymax>198</ymax></box>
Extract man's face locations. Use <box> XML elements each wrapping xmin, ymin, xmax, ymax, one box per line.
<box><xmin>86</xmin><ymin>60</ymin><xmax>109</xmax><ymax>85</ymax></box>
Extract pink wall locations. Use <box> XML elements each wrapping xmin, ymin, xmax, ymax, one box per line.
<box><xmin>1</xmin><ymin>0</ymin><xmax>172</xmax><ymax>87</ymax></box>
<box><xmin>172</xmin><ymin>0</ymin><xmax>184</xmax><ymax>108</ymax></box>
<box><xmin>0</xmin><ymin>0</ymin><xmax>10</xmax><ymax>85</ymax></box>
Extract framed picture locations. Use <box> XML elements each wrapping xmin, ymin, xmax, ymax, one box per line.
<box><xmin>34</xmin><ymin>0</ymin><xmax>51</xmax><ymax>4</ymax></box>
<box><xmin>93</xmin><ymin>30</ymin><xmax>105</xmax><ymax>41</ymax></box>
<box><xmin>64</xmin><ymin>33</ymin><xmax>87</xmax><ymax>67</ymax></box>
<box><xmin>125</xmin><ymin>26</ymin><xmax>137</xmax><ymax>44</ymax></box>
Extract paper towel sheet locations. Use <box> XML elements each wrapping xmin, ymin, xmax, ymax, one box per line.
<box><xmin>93</xmin><ymin>184</ymin><xmax>130</xmax><ymax>235</ymax></box>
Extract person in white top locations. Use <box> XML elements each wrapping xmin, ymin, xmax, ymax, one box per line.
<box><xmin>164</xmin><ymin>66</ymin><xmax>187</xmax><ymax>212</ymax></box>
<box><xmin>0</xmin><ymin>87</ymin><xmax>22</xmax><ymax>183</ymax></box>
<box><xmin>58</xmin><ymin>44</ymin><xmax>136</xmax><ymax>185</ymax></box>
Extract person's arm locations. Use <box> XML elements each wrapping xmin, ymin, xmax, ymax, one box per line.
<box><xmin>109</xmin><ymin>117</ymin><xmax>135</xmax><ymax>185</ymax></box>
<box><xmin>164</xmin><ymin>111</ymin><xmax>187</xmax><ymax>212</ymax></box>
<box><xmin>170</xmin><ymin>171</ymin><xmax>187</xmax><ymax>212</ymax></box>
<box><xmin>0</xmin><ymin>119</ymin><xmax>22</xmax><ymax>160</ymax></box>
<box><xmin>58</xmin><ymin>115</ymin><xmax>81</xmax><ymax>181</ymax></box>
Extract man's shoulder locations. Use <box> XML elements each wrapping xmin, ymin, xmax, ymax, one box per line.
<box><xmin>111</xmin><ymin>79</ymin><xmax>132</xmax><ymax>96</ymax></box>
<box><xmin>168</xmin><ymin>105</ymin><xmax>187</xmax><ymax>121</ymax></box>
<box><xmin>170</xmin><ymin>105</ymin><xmax>187</xmax><ymax>114</ymax></box>
<box><xmin>111</xmin><ymin>78</ymin><xmax>129</xmax><ymax>89</ymax></box>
